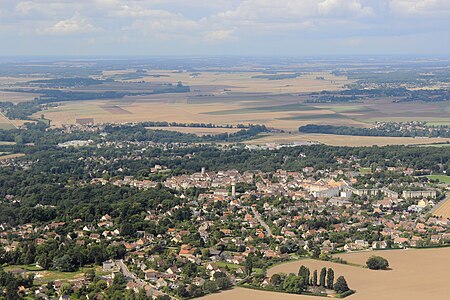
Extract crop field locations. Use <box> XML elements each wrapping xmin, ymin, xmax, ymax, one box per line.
<box><xmin>105</xmin><ymin>70</ymin><xmax>352</xmax><ymax>94</ymax></box>
<box><xmin>245</xmin><ymin>133</ymin><xmax>450</xmax><ymax>147</ymax></box>
<box><xmin>202</xmin><ymin>248</ymin><xmax>450</xmax><ymax>300</ymax></box>
<box><xmin>432</xmin><ymin>193</ymin><xmax>450</xmax><ymax>218</ymax></box>
<box><xmin>149</xmin><ymin>126</ymin><xmax>240</xmax><ymax>136</ymax></box>
<box><xmin>0</xmin><ymin>91</ymin><xmax>40</xmax><ymax>103</ymax></box>
<box><xmin>0</xmin><ymin>69</ymin><xmax>443</xmax><ymax>146</ymax></box>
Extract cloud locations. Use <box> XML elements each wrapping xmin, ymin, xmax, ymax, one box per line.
<box><xmin>318</xmin><ymin>0</ymin><xmax>374</xmax><ymax>17</ymax></box>
<box><xmin>204</xmin><ymin>29</ymin><xmax>234</xmax><ymax>42</ymax></box>
<box><xmin>39</xmin><ymin>14</ymin><xmax>100</xmax><ymax>35</ymax></box>
<box><xmin>389</xmin><ymin>0</ymin><xmax>450</xmax><ymax>16</ymax></box>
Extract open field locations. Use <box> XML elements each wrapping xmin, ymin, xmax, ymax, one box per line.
<box><xmin>0</xmin><ymin>90</ymin><xmax>39</xmax><ymax>103</ymax></box>
<box><xmin>245</xmin><ymin>133</ymin><xmax>450</xmax><ymax>147</ymax></box>
<box><xmin>432</xmin><ymin>193</ymin><xmax>450</xmax><ymax>218</ymax></box>
<box><xmin>4</xmin><ymin>265</ymin><xmax>108</xmax><ymax>283</ymax></box>
<box><xmin>202</xmin><ymin>248</ymin><xmax>450</xmax><ymax>300</ymax></box>
<box><xmin>0</xmin><ymin>69</ymin><xmax>443</xmax><ymax>146</ymax></box>
<box><xmin>0</xmin><ymin>153</ymin><xmax>25</xmax><ymax>160</ymax></box>
<box><xmin>150</xmin><ymin>126</ymin><xmax>240</xmax><ymax>136</ymax></box>
<box><xmin>36</xmin><ymin>96</ymin><xmax>368</xmax><ymax>131</ymax></box>
<box><xmin>105</xmin><ymin>70</ymin><xmax>352</xmax><ymax>94</ymax></box>
<box><xmin>426</xmin><ymin>175</ymin><xmax>450</xmax><ymax>183</ymax></box>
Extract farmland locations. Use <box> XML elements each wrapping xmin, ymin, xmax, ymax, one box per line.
<box><xmin>1</xmin><ymin>59</ymin><xmax>450</xmax><ymax>146</ymax></box>
<box><xmin>201</xmin><ymin>248</ymin><xmax>450</xmax><ymax>300</ymax></box>
<box><xmin>432</xmin><ymin>193</ymin><xmax>450</xmax><ymax>218</ymax></box>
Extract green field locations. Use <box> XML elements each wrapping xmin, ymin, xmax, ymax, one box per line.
<box><xmin>426</xmin><ymin>175</ymin><xmax>450</xmax><ymax>184</ymax></box>
<box><xmin>3</xmin><ymin>265</ymin><xmax>109</xmax><ymax>282</ymax></box>
<box><xmin>359</xmin><ymin>167</ymin><xmax>372</xmax><ymax>174</ymax></box>
<box><xmin>417</xmin><ymin>143</ymin><xmax>450</xmax><ymax>147</ymax></box>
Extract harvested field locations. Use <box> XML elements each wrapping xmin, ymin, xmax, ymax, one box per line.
<box><xmin>205</xmin><ymin>248</ymin><xmax>450</xmax><ymax>300</ymax></box>
<box><xmin>99</xmin><ymin>105</ymin><xmax>132</xmax><ymax>114</ymax></box>
<box><xmin>0</xmin><ymin>153</ymin><xmax>25</xmax><ymax>160</ymax></box>
<box><xmin>106</xmin><ymin>70</ymin><xmax>352</xmax><ymax>94</ymax></box>
<box><xmin>0</xmin><ymin>91</ymin><xmax>40</xmax><ymax>103</ymax></box>
<box><xmin>432</xmin><ymin>194</ymin><xmax>450</xmax><ymax>218</ymax></box>
<box><xmin>20</xmin><ymin>70</ymin><xmax>450</xmax><ymax>147</ymax></box>
<box><xmin>149</xmin><ymin>126</ymin><xmax>240</xmax><ymax>136</ymax></box>
<box><xmin>245</xmin><ymin>133</ymin><xmax>450</xmax><ymax>147</ymax></box>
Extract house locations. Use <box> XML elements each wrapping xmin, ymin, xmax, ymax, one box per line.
<box><xmin>102</xmin><ymin>260</ymin><xmax>116</xmax><ymax>271</ymax></box>
<box><xmin>192</xmin><ymin>277</ymin><xmax>205</xmax><ymax>286</ymax></box>
<box><xmin>166</xmin><ymin>266</ymin><xmax>180</xmax><ymax>275</ymax></box>
<box><xmin>372</xmin><ymin>241</ymin><xmax>387</xmax><ymax>249</ymax></box>
<box><xmin>144</xmin><ymin>269</ymin><xmax>159</xmax><ymax>281</ymax></box>
<box><xmin>155</xmin><ymin>278</ymin><xmax>167</xmax><ymax>289</ymax></box>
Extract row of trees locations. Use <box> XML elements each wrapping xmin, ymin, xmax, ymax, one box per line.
<box><xmin>269</xmin><ymin>265</ymin><xmax>350</xmax><ymax>295</ymax></box>
<box><xmin>299</xmin><ymin>123</ymin><xmax>450</xmax><ymax>138</ymax></box>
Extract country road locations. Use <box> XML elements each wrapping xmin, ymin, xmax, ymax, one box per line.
<box><xmin>251</xmin><ymin>206</ymin><xmax>273</xmax><ymax>237</ymax></box>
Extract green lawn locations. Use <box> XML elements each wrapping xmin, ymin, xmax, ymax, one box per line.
<box><xmin>359</xmin><ymin>167</ymin><xmax>372</xmax><ymax>174</ymax></box>
<box><xmin>2</xmin><ymin>265</ymin><xmax>106</xmax><ymax>282</ymax></box>
<box><xmin>426</xmin><ymin>175</ymin><xmax>450</xmax><ymax>184</ymax></box>
<box><xmin>216</xmin><ymin>262</ymin><xmax>262</xmax><ymax>274</ymax></box>
<box><xmin>3</xmin><ymin>264</ymin><xmax>44</xmax><ymax>272</ymax></box>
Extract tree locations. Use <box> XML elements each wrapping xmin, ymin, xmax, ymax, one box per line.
<box><xmin>366</xmin><ymin>256</ymin><xmax>389</xmax><ymax>270</ymax></box>
<box><xmin>282</xmin><ymin>274</ymin><xmax>305</xmax><ymax>294</ymax></box>
<box><xmin>203</xmin><ymin>280</ymin><xmax>218</xmax><ymax>294</ymax></box>
<box><xmin>319</xmin><ymin>267</ymin><xmax>326</xmax><ymax>287</ymax></box>
<box><xmin>298</xmin><ymin>265</ymin><xmax>310</xmax><ymax>286</ymax></box>
<box><xmin>326</xmin><ymin>268</ymin><xmax>334</xmax><ymax>289</ymax></box>
<box><xmin>60</xmin><ymin>283</ymin><xmax>73</xmax><ymax>296</ymax></box>
<box><xmin>85</xmin><ymin>268</ymin><xmax>96</xmax><ymax>282</ymax></box>
<box><xmin>334</xmin><ymin>276</ymin><xmax>350</xmax><ymax>293</ymax></box>
<box><xmin>176</xmin><ymin>285</ymin><xmax>189</xmax><ymax>298</ymax></box>
<box><xmin>270</xmin><ymin>274</ymin><xmax>282</xmax><ymax>288</ymax></box>
<box><xmin>245</xmin><ymin>255</ymin><xmax>254</xmax><ymax>276</ymax></box>
<box><xmin>216</xmin><ymin>277</ymin><xmax>231</xmax><ymax>290</ymax></box>
<box><xmin>312</xmin><ymin>270</ymin><xmax>318</xmax><ymax>286</ymax></box>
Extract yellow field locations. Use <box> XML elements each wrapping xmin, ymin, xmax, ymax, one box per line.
<box><xmin>0</xmin><ymin>91</ymin><xmax>39</xmax><ymax>103</ymax></box>
<box><xmin>35</xmin><ymin>94</ymin><xmax>366</xmax><ymax>132</ymax></box>
<box><xmin>202</xmin><ymin>248</ymin><xmax>450</xmax><ymax>300</ymax></box>
<box><xmin>150</xmin><ymin>126</ymin><xmax>240</xmax><ymax>136</ymax></box>
<box><xmin>105</xmin><ymin>70</ymin><xmax>352</xmax><ymax>94</ymax></box>
<box><xmin>432</xmin><ymin>196</ymin><xmax>450</xmax><ymax>218</ymax></box>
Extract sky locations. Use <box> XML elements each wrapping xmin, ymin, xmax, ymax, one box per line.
<box><xmin>0</xmin><ymin>0</ymin><xmax>449</xmax><ymax>56</ymax></box>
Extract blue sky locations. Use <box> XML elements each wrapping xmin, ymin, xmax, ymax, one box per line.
<box><xmin>0</xmin><ymin>0</ymin><xmax>449</xmax><ymax>56</ymax></box>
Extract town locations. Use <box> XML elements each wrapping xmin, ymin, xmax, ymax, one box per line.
<box><xmin>1</xmin><ymin>130</ymin><xmax>449</xmax><ymax>299</ymax></box>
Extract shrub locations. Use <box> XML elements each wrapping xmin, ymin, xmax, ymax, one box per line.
<box><xmin>366</xmin><ymin>256</ymin><xmax>389</xmax><ymax>270</ymax></box>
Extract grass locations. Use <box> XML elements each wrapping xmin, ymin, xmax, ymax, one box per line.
<box><xmin>426</xmin><ymin>175</ymin><xmax>450</xmax><ymax>184</ymax></box>
<box><xmin>216</xmin><ymin>262</ymin><xmax>263</xmax><ymax>274</ymax></box>
<box><xmin>417</xmin><ymin>143</ymin><xmax>450</xmax><ymax>147</ymax></box>
<box><xmin>3</xmin><ymin>264</ymin><xmax>44</xmax><ymax>272</ymax></box>
<box><xmin>3</xmin><ymin>265</ymin><xmax>110</xmax><ymax>283</ymax></box>
<box><xmin>359</xmin><ymin>168</ymin><xmax>372</xmax><ymax>174</ymax></box>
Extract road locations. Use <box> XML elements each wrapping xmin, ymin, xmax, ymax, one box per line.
<box><xmin>116</xmin><ymin>259</ymin><xmax>176</xmax><ymax>299</ymax></box>
<box><xmin>116</xmin><ymin>259</ymin><xmax>136</xmax><ymax>280</ymax></box>
<box><xmin>251</xmin><ymin>206</ymin><xmax>273</xmax><ymax>237</ymax></box>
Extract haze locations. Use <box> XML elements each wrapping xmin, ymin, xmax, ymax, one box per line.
<box><xmin>1</xmin><ymin>0</ymin><xmax>450</xmax><ymax>56</ymax></box>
